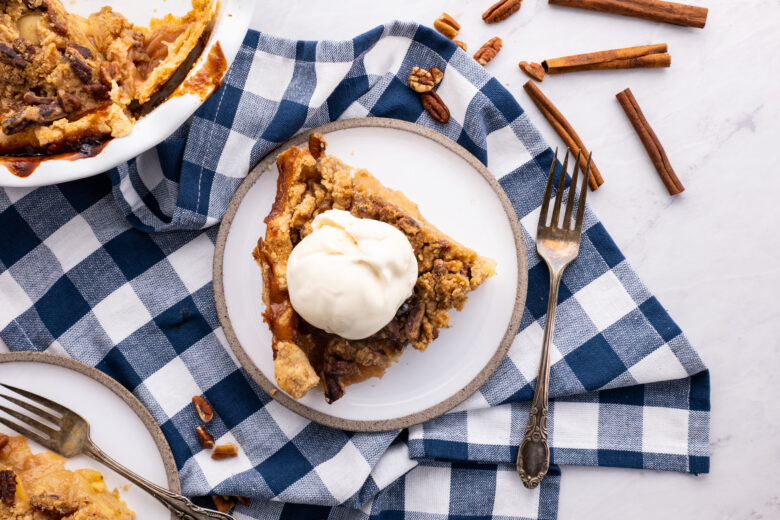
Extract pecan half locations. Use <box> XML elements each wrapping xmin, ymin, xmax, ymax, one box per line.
<box><xmin>420</xmin><ymin>90</ymin><xmax>450</xmax><ymax>124</ymax></box>
<box><xmin>99</xmin><ymin>62</ymin><xmax>119</xmax><ymax>85</ymax></box>
<box><xmin>212</xmin><ymin>495</ymin><xmax>235</xmax><ymax>513</ymax></box>
<box><xmin>433</xmin><ymin>13</ymin><xmax>460</xmax><ymax>39</ymax></box>
<box><xmin>83</xmin><ymin>82</ymin><xmax>109</xmax><ymax>99</ymax></box>
<box><xmin>30</xmin><ymin>494</ymin><xmax>79</xmax><ymax>516</ymax></box>
<box><xmin>474</xmin><ymin>37</ymin><xmax>502</xmax><ymax>66</ymax></box>
<box><xmin>429</xmin><ymin>67</ymin><xmax>444</xmax><ymax>86</ymax></box>
<box><xmin>45</xmin><ymin>4</ymin><xmax>67</xmax><ymax>35</ymax></box>
<box><xmin>196</xmin><ymin>425</ymin><xmax>215</xmax><ymax>449</ymax></box>
<box><xmin>323</xmin><ymin>373</ymin><xmax>344</xmax><ymax>403</ymax></box>
<box><xmin>308</xmin><ymin>132</ymin><xmax>327</xmax><ymax>159</ymax></box>
<box><xmin>65</xmin><ymin>44</ymin><xmax>93</xmax><ymax>84</ymax></box>
<box><xmin>57</xmin><ymin>89</ymin><xmax>81</xmax><ymax>112</ymax></box>
<box><xmin>68</xmin><ymin>42</ymin><xmax>92</xmax><ymax>59</ymax></box>
<box><xmin>0</xmin><ymin>470</ymin><xmax>15</xmax><ymax>505</ymax></box>
<box><xmin>482</xmin><ymin>0</ymin><xmax>522</xmax><ymax>23</ymax></box>
<box><xmin>0</xmin><ymin>43</ymin><xmax>28</xmax><ymax>69</ymax></box>
<box><xmin>23</xmin><ymin>92</ymin><xmax>53</xmax><ymax>105</ymax></box>
<box><xmin>211</xmin><ymin>443</ymin><xmax>239</xmax><ymax>460</ymax></box>
<box><xmin>454</xmin><ymin>40</ymin><xmax>467</xmax><ymax>52</ymax></box>
<box><xmin>408</xmin><ymin>66</ymin><xmax>434</xmax><ymax>93</ymax></box>
<box><xmin>1</xmin><ymin>102</ymin><xmax>65</xmax><ymax>135</ymax></box>
<box><xmin>405</xmin><ymin>299</ymin><xmax>425</xmax><ymax>340</ymax></box>
<box><xmin>192</xmin><ymin>395</ymin><xmax>214</xmax><ymax>423</ymax></box>
<box><xmin>518</xmin><ymin>61</ymin><xmax>545</xmax><ymax>82</ymax></box>
<box><xmin>0</xmin><ymin>434</ymin><xmax>9</xmax><ymax>450</ymax></box>
<box><xmin>385</xmin><ymin>318</ymin><xmax>400</xmax><ymax>342</ymax></box>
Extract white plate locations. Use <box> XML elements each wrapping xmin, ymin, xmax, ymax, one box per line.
<box><xmin>214</xmin><ymin>118</ymin><xmax>527</xmax><ymax>432</ymax></box>
<box><xmin>0</xmin><ymin>0</ymin><xmax>255</xmax><ymax>188</ymax></box>
<box><xmin>0</xmin><ymin>353</ymin><xmax>179</xmax><ymax>519</ymax></box>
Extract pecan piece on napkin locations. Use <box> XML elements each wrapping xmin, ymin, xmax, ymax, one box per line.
<box><xmin>483</xmin><ymin>0</ymin><xmax>522</xmax><ymax>23</ymax></box>
<box><xmin>421</xmin><ymin>91</ymin><xmax>450</xmax><ymax>124</ymax></box>
<box><xmin>429</xmin><ymin>67</ymin><xmax>444</xmax><ymax>86</ymax></box>
<box><xmin>408</xmin><ymin>66</ymin><xmax>435</xmax><ymax>93</ymax></box>
<box><xmin>474</xmin><ymin>37</ymin><xmax>503</xmax><ymax>66</ymax></box>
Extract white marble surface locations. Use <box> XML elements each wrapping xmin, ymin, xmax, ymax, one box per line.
<box><xmin>2</xmin><ymin>0</ymin><xmax>778</xmax><ymax>518</ymax></box>
<box><xmin>244</xmin><ymin>1</ymin><xmax>780</xmax><ymax>518</ymax></box>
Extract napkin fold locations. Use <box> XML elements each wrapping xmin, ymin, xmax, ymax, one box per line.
<box><xmin>0</xmin><ymin>22</ymin><xmax>709</xmax><ymax>520</ymax></box>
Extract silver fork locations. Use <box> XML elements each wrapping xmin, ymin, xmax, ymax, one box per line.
<box><xmin>0</xmin><ymin>383</ymin><xmax>234</xmax><ymax>520</ymax></box>
<box><xmin>516</xmin><ymin>149</ymin><xmax>591</xmax><ymax>489</ymax></box>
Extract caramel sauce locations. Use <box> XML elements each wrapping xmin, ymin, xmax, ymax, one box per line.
<box><xmin>176</xmin><ymin>41</ymin><xmax>227</xmax><ymax>101</ymax></box>
<box><xmin>0</xmin><ymin>140</ymin><xmax>109</xmax><ymax>178</ymax></box>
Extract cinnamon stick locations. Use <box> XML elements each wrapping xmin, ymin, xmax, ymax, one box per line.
<box><xmin>522</xmin><ymin>81</ymin><xmax>604</xmax><ymax>190</ymax></box>
<box><xmin>549</xmin><ymin>0</ymin><xmax>708</xmax><ymax>28</ymax></box>
<box><xmin>616</xmin><ymin>88</ymin><xmax>684</xmax><ymax>195</ymax></box>
<box><xmin>543</xmin><ymin>43</ymin><xmax>670</xmax><ymax>74</ymax></box>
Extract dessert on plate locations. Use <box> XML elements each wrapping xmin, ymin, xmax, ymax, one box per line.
<box><xmin>0</xmin><ymin>434</ymin><xmax>135</xmax><ymax>519</ymax></box>
<box><xmin>0</xmin><ymin>0</ymin><xmax>215</xmax><ymax>156</ymax></box>
<box><xmin>253</xmin><ymin>133</ymin><xmax>496</xmax><ymax>403</ymax></box>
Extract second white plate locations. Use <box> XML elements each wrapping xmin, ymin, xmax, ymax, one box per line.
<box><xmin>0</xmin><ymin>352</ymin><xmax>179</xmax><ymax>519</ymax></box>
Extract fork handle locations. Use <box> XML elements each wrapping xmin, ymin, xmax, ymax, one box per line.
<box><xmin>516</xmin><ymin>270</ymin><xmax>561</xmax><ymax>489</ymax></box>
<box><xmin>85</xmin><ymin>442</ymin><xmax>235</xmax><ymax>520</ymax></box>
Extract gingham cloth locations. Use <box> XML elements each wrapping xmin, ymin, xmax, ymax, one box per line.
<box><xmin>0</xmin><ymin>23</ymin><xmax>709</xmax><ymax>520</ymax></box>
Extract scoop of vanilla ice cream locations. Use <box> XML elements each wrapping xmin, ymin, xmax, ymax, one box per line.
<box><xmin>286</xmin><ymin>209</ymin><xmax>419</xmax><ymax>340</ymax></box>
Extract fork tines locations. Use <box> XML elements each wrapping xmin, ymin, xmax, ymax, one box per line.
<box><xmin>0</xmin><ymin>383</ymin><xmax>64</xmax><ymax>448</ymax></box>
<box><xmin>539</xmin><ymin>148</ymin><xmax>591</xmax><ymax>232</ymax></box>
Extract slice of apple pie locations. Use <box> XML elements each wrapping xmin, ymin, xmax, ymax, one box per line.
<box><xmin>253</xmin><ymin>134</ymin><xmax>496</xmax><ymax>402</ymax></box>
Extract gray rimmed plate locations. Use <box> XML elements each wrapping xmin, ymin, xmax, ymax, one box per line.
<box><xmin>214</xmin><ymin>118</ymin><xmax>527</xmax><ymax>432</ymax></box>
<box><xmin>0</xmin><ymin>352</ymin><xmax>180</xmax><ymax>519</ymax></box>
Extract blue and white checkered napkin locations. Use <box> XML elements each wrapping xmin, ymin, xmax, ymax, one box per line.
<box><xmin>0</xmin><ymin>22</ymin><xmax>709</xmax><ymax>520</ymax></box>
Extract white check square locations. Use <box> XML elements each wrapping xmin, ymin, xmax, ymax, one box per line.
<box><xmin>467</xmin><ymin>405</ymin><xmax>512</xmax><ymax>446</ymax></box>
<box><xmin>551</xmin><ymin>401</ymin><xmax>600</xmax><ymax>450</ymax></box>
<box><xmin>315</xmin><ymin>441</ymin><xmax>372</xmax><ymax>503</ymax></box>
<box><xmin>404</xmin><ymin>464</ymin><xmax>451</xmax><ymax>514</ymax></box>
<box><xmin>43</xmin><ymin>215</ymin><xmax>101</xmax><ymax>273</ymax></box>
<box><xmin>166</xmin><ymin>233</ymin><xmax>214</xmax><ymax>294</ymax></box>
<box><xmin>574</xmin><ymin>270</ymin><xmax>637</xmax><ymax>331</ymax></box>
<box><xmin>245</xmin><ymin>50</ymin><xmax>295</xmax><ymax>101</ymax></box>
<box><xmin>642</xmin><ymin>406</ymin><xmax>690</xmax><ymax>455</ymax></box>
<box><xmin>493</xmin><ymin>467</ymin><xmax>540</xmax><ymax>517</ymax></box>
<box><xmin>508</xmin><ymin>321</ymin><xmax>564</xmax><ymax>383</ymax></box>
<box><xmin>435</xmin><ymin>65</ymin><xmax>479</xmax><ymax>128</ymax></box>
<box><xmin>91</xmin><ymin>283</ymin><xmax>152</xmax><ymax>344</ymax></box>
<box><xmin>485</xmin><ymin>124</ymin><xmax>532</xmax><ymax>178</ymax></box>
<box><xmin>192</xmin><ymin>431</ymin><xmax>253</xmax><ymax>489</ymax></box>
<box><xmin>0</xmin><ymin>271</ymin><xmax>33</xmax><ymax>330</ymax></box>
<box><xmin>629</xmin><ymin>344</ymin><xmax>689</xmax><ymax>384</ymax></box>
<box><xmin>215</xmin><ymin>131</ymin><xmax>255</xmax><ymax>179</ymax></box>
<box><xmin>265</xmin><ymin>399</ymin><xmax>310</xmax><ymax>440</ymax></box>
<box><xmin>144</xmin><ymin>357</ymin><xmax>203</xmax><ymax>419</ymax></box>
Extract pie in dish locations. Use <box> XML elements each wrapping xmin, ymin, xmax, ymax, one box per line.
<box><xmin>0</xmin><ymin>0</ymin><xmax>215</xmax><ymax>156</ymax></box>
<box><xmin>253</xmin><ymin>134</ymin><xmax>496</xmax><ymax>403</ymax></box>
<box><xmin>0</xmin><ymin>434</ymin><xmax>135</xmax><ymax>519</ymax></box>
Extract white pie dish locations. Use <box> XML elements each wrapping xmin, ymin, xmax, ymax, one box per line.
<box><xmin>0</xmin><ymin>0</ymin><xmax>255</xmax><ymax>188</ymax></box>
